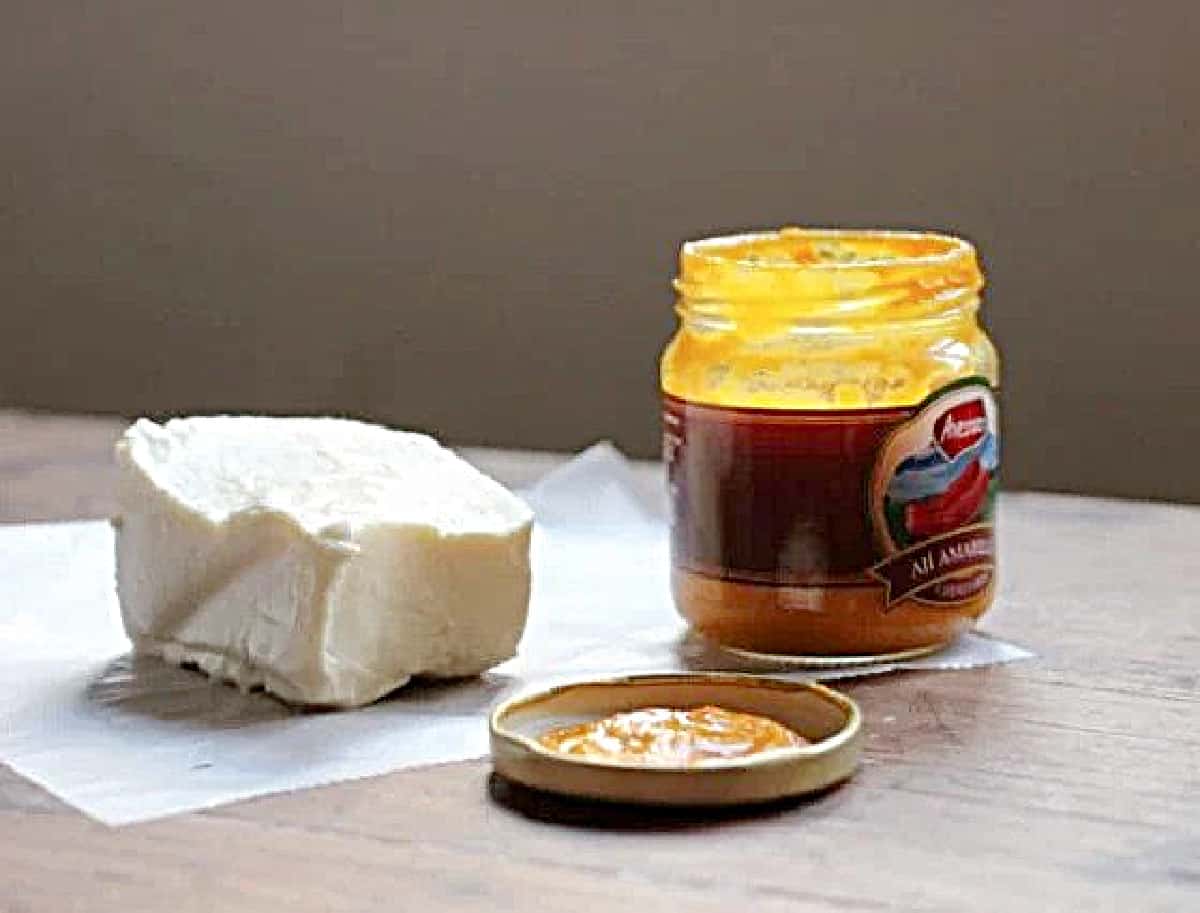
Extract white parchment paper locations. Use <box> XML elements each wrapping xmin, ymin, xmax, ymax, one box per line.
<box><xmin>0</xmin><ymin>444</ymin><xmax>1032</xmax><ymax>824</ymax></box>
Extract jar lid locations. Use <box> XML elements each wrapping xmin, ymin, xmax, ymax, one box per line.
<box><xmin>489</xmin><ymin>673</ymin><xmax>862</xmax><ymax>806</ymax></box>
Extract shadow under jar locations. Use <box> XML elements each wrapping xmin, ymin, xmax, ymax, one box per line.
<box><xmin>661</xmin><ymin>228</ymin><xmax>1001</xmax><ymax>662</ymax></box>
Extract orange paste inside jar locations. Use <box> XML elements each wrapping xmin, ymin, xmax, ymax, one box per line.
<box><xmin>662</xmin><ymin>229</ymin><xmax>1001</xmax><ymax>659</ymax></box>
<box><xmin>537</xmin><ymin>706</ymin><xmax>808</xmax><ymax>766</ymax></box>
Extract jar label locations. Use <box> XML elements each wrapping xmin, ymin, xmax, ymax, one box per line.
<box><xmin>663</xmin><ymin>379</ymin><xmax>998</xmax><ymax>611</ymax></box>
<box><xmin>867</xmin><ymin>380</ymin><xmax>999</xmax><ymax>609</ymax></box>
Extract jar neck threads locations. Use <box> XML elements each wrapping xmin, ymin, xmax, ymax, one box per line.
<box><xmin>674</xmin><ymin>228</ymin><xmax>983</xmax><ymax>330</ymax></box>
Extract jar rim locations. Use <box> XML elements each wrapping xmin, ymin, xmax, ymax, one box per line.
<box><xmin>679</xmin><ymin>227</ymin><xmax>978</xmax><ymax>274</ymax></box>
<box><xmin>675</xmin><ymin>227</ymin><xmax>984</xmax><ymax>322</ymax></box>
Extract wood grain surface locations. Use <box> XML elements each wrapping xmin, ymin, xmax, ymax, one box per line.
<box><xmin>1</xmin><ymin>411</ymin><xmax>1196</xmax><ymax>912</ymax></box>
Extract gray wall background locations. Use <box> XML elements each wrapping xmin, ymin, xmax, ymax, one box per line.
<box><xmin>2</xmin><ymin>2</ymin><xmax>1197</xmax><ymax>501</ymax></box>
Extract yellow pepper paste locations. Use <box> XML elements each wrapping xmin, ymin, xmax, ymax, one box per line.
<box><xmin>662</xmin><ymin>229</ymin><xmax>1000</xmax><ymax>659</ymax></box>
<box><xmin>537</xmin><ymin>706</ymin><xmax>808</xmax><ymax>765</ymax></box>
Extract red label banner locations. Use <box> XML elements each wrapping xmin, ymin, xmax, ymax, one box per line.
<box><xmin>869</xmin><ymin>526</ymin><xmax>995</xmax><ymax>610</ymax></box>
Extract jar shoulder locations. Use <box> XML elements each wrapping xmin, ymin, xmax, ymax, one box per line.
<box><xmin>661</xmin><ymin>321</ymin><xmax>999</xmax><ymax>409</ymax></box>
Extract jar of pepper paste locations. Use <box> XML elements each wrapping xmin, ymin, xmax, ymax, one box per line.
<box><xmin>662</xmin><ymin>228</ymin><xmax>1000</xmax><ymax>661</ymax></box>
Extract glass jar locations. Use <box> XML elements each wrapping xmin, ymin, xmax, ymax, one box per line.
<box><xmin>661</xmin><ymin>228</ymin><xmax>1000</xmax><ymax>661</ymax></box>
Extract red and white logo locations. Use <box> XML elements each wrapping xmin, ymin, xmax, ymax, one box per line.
<box><xmin>933</xmin><ymin>398</ymin><xmax>987</xmax><ymax>459</ymax></box>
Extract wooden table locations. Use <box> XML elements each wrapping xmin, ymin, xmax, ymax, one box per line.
<box><xmin>1</xmin><ymin>411</ymin><xmax>1197</xmax><ymax>912</ymax></box>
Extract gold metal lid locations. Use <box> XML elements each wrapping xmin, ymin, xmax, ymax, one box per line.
<box><xmin>489</xmin><ymin>673</ymin><xmax>862</xmax><ymax>806</ymax></box>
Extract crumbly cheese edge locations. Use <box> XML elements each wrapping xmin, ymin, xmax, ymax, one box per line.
<box><xmin>114</xmin><ymin>418</ymin><xmax>535</xmax><ymax>544</ymax></box>
<box><xmin>128</xmin><ymin>637</ymin><xmax>408</xmax><ymax>708</ymax></box>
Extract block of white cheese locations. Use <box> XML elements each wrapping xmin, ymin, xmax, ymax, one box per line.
<box><xmin>113</xmin><ymin>416</ymin><xmax>533</xmax><ymax>708</ymax></box>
